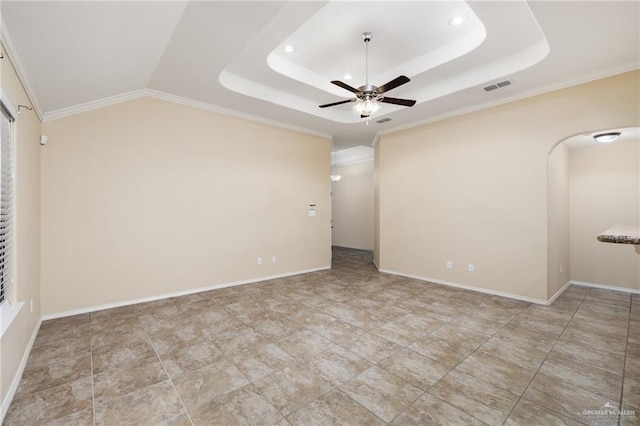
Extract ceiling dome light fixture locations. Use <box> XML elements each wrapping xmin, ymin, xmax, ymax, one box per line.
<box><xmin>593</xmin><ymin>132</ymin><xmax>621</xmax><ymax>143</ymax></box>
<box><xmin>449</xmin><ymin>15</ymin><xmax>466</xmax><ymax>26</ymax></box>
<box><xmin>284</xmin><ymin>44</ymin><xmax>296</xmax><ymax>53</ymax></box>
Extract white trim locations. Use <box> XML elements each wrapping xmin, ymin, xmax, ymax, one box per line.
<box><xmin>335</xmin><ymin>157</ymin><xmax>373</xmax><ymax>167</ymax></box>
<box><xmin>378</xmin><ymin>268</ymin><xmax>550</xmax><ymax>305</ymax></box>
<box><xmin>42</xmin><ymin>89</ymin><xmax>147</xmax><ymax>122</ymax></box>
<box><xmin>0</xmin><ymin>301</ymin><xmax>23</xmax><ymax>337</ymax></box>
<box><xmin>42</xmin><ymin>88</ymin><xmax>332</xmax><ymax>140</ymax></box>
<box><xmin>1</xmin><ymin>317</ymin><xmax>40</xmax><ymax>423</ymax></box>
<box><xmin>378</xmin><ymin>64</ymin><xmax>640</xmax><ymax>137</ymax></box>
<box><xmin>0</xmin><ymin>14</ymin><xmax>43</xmax><ymax>122</ymax></box>
<box><xmin>41</xmin><ymin>266</ymin><xmax>330</xmax><ymax>320</ymax></box>
<box><xmin>0</xmin><ymin>88</ymin><xmax>17</xmax><ymax>118</ymax></box>
<box><xmin>570</xmin><ymin>280</ymin><xmax>640</xmax><ymax>295</ymax></box>
<box><xmin>547</xmin><ymin>280</ymin><xmax>572</xmax><ymax>305</ymax></box>
<box><xmin>371</xmin><ymin>133</ymin><xmax>380</xmax><ymax>148</ymax></box>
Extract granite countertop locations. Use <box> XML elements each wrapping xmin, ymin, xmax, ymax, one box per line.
<box><xmin>597</xmin><ymin>225</ymin><xmax>640</xmax><ymax>245</ymax></box>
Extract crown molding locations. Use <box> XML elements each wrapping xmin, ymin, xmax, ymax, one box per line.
<box><xmin>378</xmin><ymin>63</ymin><xmax>640</xmax><ymax>137</ymax></box>
<box><xmin>0</xmin><ymin>13</ymin><xmax>44</xmax><ymax>122</ymax></box>
<box><xmin>145</xmin><ymin>89</ymin><xmax>332</xmax><ymax>140</ymax></box>
<box><xmin>43</xmin><ymin>87</ymin><xmax>331</xmax><ymax>140</ymax></box>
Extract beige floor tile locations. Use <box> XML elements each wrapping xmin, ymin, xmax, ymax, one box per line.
<box><xmin>623</xmin><ymin>374</ymin><xmax>640</xmax><ymax>410</ymax></box>
<box><xmin>190</xmin><ymin>384</ymin><xmax>284</xmax><ymax>425</ymax></box>
<box><xmin>379</xmin><ymin>348</ymin><xmax>450</xmax><ymax>390</ymax></box>
<box><xmin>40</xmin><ymin>408</ymin><xmax>94</xmax><ymax>426</ymax></box>
<box><xmin>428</xmin><ymin>370</ymin><xmax>518</xmax><ymax>425</ymax></box>
<box><xmin>304</xmin><ymin>316</ymin><xmax>366</xmax><ymax>344</ymax></box>
<box><xmin>523</xmin><ymin>373</ymin><xmax>620</xmax><ymax>426</ymax></box>
<box><xmin>93</xmin><ymin>355</ymin><xmax>168</xmax><ymax>404</ymax></box>
<box><xmin>320</xmin><ymin>302</ymin><xmax>388</xmax><ymax>330</ymax></box>
<box><xmin>160</xmin><ymin>339</ymin><xmax>225</xmax><ymax>378</ymax></box>
<box><xmin>172</xmin><ymin>359</ymin><xmax>250</xmax><ymax>411</ymax></box>
<box><xmin>447</xmin><ymin>315</ymin><xmax>505</xmax><ymax>335</ymax></box>
<box><xmin>3</xmin><ymin>377</ymin><xmax>93</xmax><ymax>425</ymax></box>
<box><xmin>93</xmin><ymin>340</ymin><xmax>157</xmax><ymax>374</ymax></box>
<box><xmin>277</xmin><ymin>328</ymin><xmax>335</xmax><ymax>360</ymax></box>
<box><xmin>254</xmin><ymin>365</ymin><xmax>333</xmax><ymax>417</ymax></box>
<box><xmin>547</xmin><ymin>340</ymin><xmax>625</xmax><ymax>376</ymax></box>
<box><xmin>407</xmin><ymin>334</ymin><xmax>475</xmax><ymax>368</ymax></box>
<box><xmin>340</xmin><ymin>365</ymin><xmax>423</xmax><ymax>423</ymax></box>
<box><xmin>537</xmin><ymin>355</ymin><xmax>622</xmax><ymax>401</ymax></box>
<box><xmin>456</xmin><ymin>351</ymin><xmax>537</xmax><ymax>395</ymax></box>
<box><xmin>208</xmin><ymin>324</ymin><xmax>269</xmax><ymax>355</ymax></box>
<box><xmin>15</xmin><ymin>352</ymin><xmax>91</xmax><ymax>399</ymax></box>
<box><xmin>475</xmin><ymin>336</ymin><xmax>548</xmax><ymax>371</ymax></box>
<box><xmin>392</xmin><ymin>393</ymin><xmax>485</xmax><ymax>426</ymax></box>
<box><xmin>371</xmin><ymin>319</ymin><xmax>429</xmax><ymax>347</ymax></box>
<box><xmin>288</xmin><ymin>388</ymin><xmax>386</xmax><ymax>425</ymax></box>
<box><xmin>300</xmin><ymin>344</ymin><xmax>371</xmax><ymax>386</ymax></box>
<box><xmin>619</xmin><ymin>406</ymin><xmax>640</xmax><ymax>426</ymax></box>
<box><xmin>429</xmin><ymin>322</ymin><xmax>492</xmax><ymax>350</ymax></box>
<box><xmin>94</xmin><ymin>380</ymin><xmax>186</xmax><ymax>425</ymax></box>
<box><xmin>340</xmin><ymin>332</ymin><xmax>402</xmax><ymax>363</ymax></box>
<box><xmin>504</xmin><ymin>399</ymin><xmax>585</xmax><ymax>426</ymax></box>
<box><xmin>232</xmin><ymin>341</ymin><xmax>298</xmax><ymax>382</ymax></box>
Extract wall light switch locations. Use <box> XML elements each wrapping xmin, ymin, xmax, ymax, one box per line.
<box><xmin>257</xmin><ymin>257</ymin><xmax>262</xmax><ymax>265</ymax></box>
<box><xmin>446</xmin><ymin>261</ymin><xmax>453</xmax><ymax>269</ymax></box>
<box><xmin>308</xmin><ymin>210</ymin><xmax>317</xmax><ymax>217</ymax></box>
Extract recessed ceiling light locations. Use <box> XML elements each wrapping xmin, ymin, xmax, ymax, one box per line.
<box><xmin>344</xmin><ymin>74</ymin><xmax>352</xmax><ymax>81</ymax></box>
<box><xmin>593</xmin><ymin>132</ymin><xmax>621</xmax><ymax>143</ymax></box>
<box><xmin>284</xmin><ymin>44</ymin><xmax>296</xmax><ymax>53</ymax></box>
<box><xmin>449</xmin><ymin>15</ymin><xmax>466</xmax><ymax>26</ymax></box>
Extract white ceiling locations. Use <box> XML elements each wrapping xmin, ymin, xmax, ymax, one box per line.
<box><xmin>2</xmin><ymin>1</ymin><xmax>639</xmax><ymax>149</ymax></box>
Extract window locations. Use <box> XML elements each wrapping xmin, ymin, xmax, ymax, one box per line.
<box><xmin>0</xmin><ymin>99</ymin><xmax>14</xmax><ymax>305</ymax></box>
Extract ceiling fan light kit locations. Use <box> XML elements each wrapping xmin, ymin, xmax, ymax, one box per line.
<box><xmin>319</xmin><ymin>31</ymin><xmax>416</xmax><ymax>121</ymax></box>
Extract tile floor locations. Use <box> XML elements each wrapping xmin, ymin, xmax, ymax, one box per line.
<box><xmin>4</xmin><ymin>247</ymin><xmax>639</xmax><ymax>425</ymax></box>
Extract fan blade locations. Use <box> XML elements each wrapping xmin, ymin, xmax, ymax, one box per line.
<box><xmin>331</xmin><ymin>80</ymin><xmax>360</xmax><ymax>94</ymax></box>
<box><xmin>380</xmin><ymin>96</ymin><xmax>416</xmax><ymax>107</ymax></box>
<box><xmin>319</xmin><ymin>99</ymin><xmax>355</xmax><ymax>108</ymax></box>
<box><xmin>376</xmin><ymin>75</ymin><xmax>410</xmax><ymax>94</ymax></box>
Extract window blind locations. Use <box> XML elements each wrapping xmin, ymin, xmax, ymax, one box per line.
<box><xmin>0</xmin><ymin>105</ymin><xmax>14</xmax><ymax>305</ymax></box>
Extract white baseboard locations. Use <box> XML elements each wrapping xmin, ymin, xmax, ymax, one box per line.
<box><xmin>42</xmin><ymin>266</ymin><xmax>330</xmax><ymax>321</ymax></box>
<box><xmin>1</xmin><ymin>317</ymin><xmax>41</xmax><ymax>423</ymax></box>
<box><xmin>378</xmin><ymin>268</ymin><xmax>550</xmax><ymax>305</ymax></box>
<box><xmin>571</xmin><ymin>280</ymin><xmax>640</xmax><ymax>295</ymax></box>
<box><xmin>547</xmin><ymin>280</ymin><xmax>572</xmax><ymax>305</ymax></box>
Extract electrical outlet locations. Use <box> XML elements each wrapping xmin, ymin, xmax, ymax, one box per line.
<box><xmin>30</xmin><ymin>299</ymin><xmax>33</xmax><ymax>313</ymax></box>
<box><xmin>560</xmin><ymin>264</ymin><xmax>563</xmax><ymax>275</ymax></box>
<box><xmin>272</xmin><ymin>256</ymin><xmax>277</xmax><ymax>263</ymax></box>
<box><xmin>446</xmin><ymin>261</ymin><xmax>453</xmax><ymax>269</ymax></box>
<box><xmin>468</xmin><ymin>264</ymin><xmax>474</xmax><ymax>272</ymax></box>
<box><xmin>257</xmin><ymin>257</ymin><xmax>262</xmax><ymax>265</ymax></box>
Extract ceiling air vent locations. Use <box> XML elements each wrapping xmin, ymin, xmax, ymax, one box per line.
<box><xmin>484</xmin><ymin>80</ymin><xmax>512</xmax><ymax>92</ymax></box>
<box><xmin>376</xmin><ymin>118</ymin><xmax>392</xmax><ymax>124</ymax></box>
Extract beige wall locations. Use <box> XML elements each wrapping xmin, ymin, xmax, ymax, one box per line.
<box><xmin>331</xmin><ymin>160</ymin><xmax>374</xmax><ymax>250</ymax></box>
<box><xmin>547</xmin><ymin>143</ymin><xmax>570</xmax><ymax>297</ymax></box>
<box><xmin>41</xmin><ymin>97</ymin><xmax>331</xmax><ymax>316</ymax></box>
<box><xmin>0</xmin><ymin>47</ymin><xmax>42</xmax><ymax>416</ymax></box>
<box><xmin>569</xmin><ymin>139</ymin><xmax>640</xmax><ymax>289</ymax></box>
<box><xmin>373</xmin><ymin>143</ymin><xmax>380</xmax><ymax>266</ymax></box>
<box><xmin>377</xmin><ymin>71</ymin><xmax>639</xmax><ymax>302</ymax></box>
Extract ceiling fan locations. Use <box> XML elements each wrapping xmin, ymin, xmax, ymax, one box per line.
<box><xmin>319</xmin><ymin>31</ymin><xmax>416</xmax><ymax>118</ymax></box>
